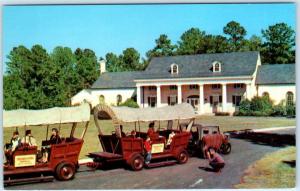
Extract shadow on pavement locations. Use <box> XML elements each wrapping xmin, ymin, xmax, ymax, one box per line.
<box><xmin>198</xmin><ymin>166</ymin><xmax>217</xmax><ymax>172</ymax></box>
<box><xmin>227</xmin><ymin>131</ymin><xmax>295</xmax><ymax>147</ymax></box>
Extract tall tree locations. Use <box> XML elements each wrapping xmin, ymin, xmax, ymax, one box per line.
<box><xmin>223</xmin><ymin>21</ymin><xmax>247</xmax><ymax>51</ymax></box>
<box><xmin>74</xmin><ymin>48</ymin><xmax>99</xmax><ymax>90</ymax></box>
<box><xmin>121</xmin><ymin>48</ymin><xmax>141</xmax><ymax>71</ymax></box>
<box><xmin>261</xmin><ymin>23</ymin><xmax>295</xmax><ymax>64</ymax></box>
<box><xmin>146</xmin><ymin>34</ymin><xmax>177</xmax><ymax>59</ymax></box>
<box><xmin>177</xmin><ymin>28</ymin><xmax>206</xmax><ymax>55</ymax></box>
<box><xmin>105</xmin><ymin>52</ymin><xmax>123</xmax><ymax>72</ymax></box>
<box><xmin>203</xmin><ymin>35</ymin><xmax>229</xmax><ymax>53</ymax></box>
<box><xmin>244</xmin><ymin>35</ymin><xmax>263</xmax><ymax>52</ymax></box>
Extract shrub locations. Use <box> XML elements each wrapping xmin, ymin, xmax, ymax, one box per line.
<box><xmin>215</xmin><ymin>112</ymin><xmax>230</xmax><ymax>116</ymax></box>
<box><xmin>239</xmin><ymin>99</ymin><xmax>251</xmax><ymax>114</ymax></box>
<box><xmin>118</xmin><ymin>98</ymin><xmax>139</xmax><ymax>108</ymax></box>
<box><xmin>271</xmin><ymin>103</ymin><xmax>286</xmax><ymax>116</ymax></box>
<box><xmin>250</xmin><ymin>96</ymin><xmax>273</xmax><ymax>112</ymax></box>
<box><xmin>286</xmin><ymin>104</ymin><xmax>296</xmax><ymax>116</ymax></box>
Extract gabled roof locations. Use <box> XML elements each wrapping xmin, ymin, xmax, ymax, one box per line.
<box><xmin>91</xmin><ymin>71</ymin><xmax>144</xmax><ymax>89</ymax></box>
<box><xmin>136</xmin><ymin>51</ymin><xmax>259</xmax><ymax>80</ymax></box>
<box><xmin>255</xmin><ymin>64</ymin><xmax>295</xmax><ymax>85</ymax></box>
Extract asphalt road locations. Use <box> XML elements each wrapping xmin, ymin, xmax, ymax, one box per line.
<box><xmin>6</xmin><ymin>128</ymin><xmax>295</xmax><ymax>189</ymax></box>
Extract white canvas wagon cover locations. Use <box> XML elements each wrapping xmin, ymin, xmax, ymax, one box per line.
<box><xmin>3</xmin><ymin>103</ymin><xmax>90</xmax><ymax>128</ymax></box>
<box><xmin>95</xmin><ymin>103</ymin><xmax>196</xmax><ymax>123</ymax></box>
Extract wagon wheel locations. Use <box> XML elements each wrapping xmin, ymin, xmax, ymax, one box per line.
<box><xmin>130</xmin><ymin>154</ymin><xmax>144</xmax><ymax>171</ymax></box>
<box><xmin>55</xmin><ymin>162</ymin><xmax>75</xmax><ymax>181</ymax></box>
<box><xmin>177</xmin><ymin>150</ymin><xmax>189</xmax><ymax>164</ymax></box>
<box><xmin>220</xmin><ymin>143</ymin><xmax>231</xmax><ymax>155</ymax></box>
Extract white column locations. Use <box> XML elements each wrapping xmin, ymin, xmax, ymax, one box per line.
<box><xmin>136</xmin><ymin>85</ymin><xmax>141</xmax><ymax>107</ymax></box>
<box><xmin>199</xmin><ymin>84</ymin><xmax>204</xmax><ymax>114</ymax></box>
<box><xmin>156</xmin><ymin>85</ymin><xmax>161</xmax><ymax>107</ymax></box>
<box><xmin>177</xmin><ymin>85</ymin><xmax>182</xmax><ymax>104</ymax></box>
<box><xmin>222</xmin><ymin>83</ymin><xmax>227</xmax><ymax>112</ymax></box>
<box><xmin>246</xmin><ymin>83</ymin><xmax>251</xmax><ymax>100</ymax></box>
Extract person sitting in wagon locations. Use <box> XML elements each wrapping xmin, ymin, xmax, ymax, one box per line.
<box><xmin>5</xmin><ymin>131</ymin><xmax>21</xmax><ymax>164</ymax></box>
<box><xmin>50</xmin><ymin>128</ymin><xmax>62</xmax><ymax>145</ymax></box>
<box><xmin>166</xmin><ymin>131</ymin><xmax>176</xmax><ymax>148</ymax></box>
<box><xmin>21</xmin><ymin>130</ymin><xmax>37</xmax><ymax>146</ymax></box>
<box><xmin>206</xmin><ymin>147</ymin><xmax>225</xmax><ymax>173</ymax></box>
<box><xmin>147</xmin><ymin>122</ymin><xmax>159</xmax><ymax>140</ymax></box>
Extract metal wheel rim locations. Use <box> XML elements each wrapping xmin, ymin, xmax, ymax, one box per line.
<box><xmin>61</xmin><ymin>166</ymin><xmax>73</xmax><ymax>179</ymax></box>
<box><xmin>134</xmin><ymin>158</ymin><xmax>143</xmax><ymax>169</ymax></box>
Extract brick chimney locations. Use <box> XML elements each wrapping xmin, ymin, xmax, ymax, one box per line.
<box><xmin>99</xmin><ymin>59</ymin><xmax>106</xmax><ymax>74</ymax></box>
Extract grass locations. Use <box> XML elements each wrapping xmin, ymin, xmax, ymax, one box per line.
<box><xmin>235</xmin><ymin>146</ymin><xmax>296</xmax><ymax>188</ymax></box>
<box><xmin>3</xmin><ymin>115</ymin><xmax>295</xmax><ymax>159</ymax></box>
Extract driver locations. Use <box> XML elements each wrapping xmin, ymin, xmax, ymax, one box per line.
<box><xmin>147</xmin><ymin>122</ymin><xmax>159</xmax><ymax>139</ymax></box>
<box><xmin>4</xmin><ymin>131</ymin><xmax>21</xmax><ymax>164</ymax></box>
<box><xmin>21</xmin><ymin>130</ymin><xmax>37</xmax><ymax>146</ymax></box>
<box><xmin>50</xmin><ymin>128</ymin><xmax>62</xmax><ymax>144</ymax></box>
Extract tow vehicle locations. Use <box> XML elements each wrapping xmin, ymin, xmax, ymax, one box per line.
<box><xmin>183</xmin><ymin>123</ymin><xmax>231</xmax><ymax>157</ymax></box>
<box><xmin>88</xmin><ymin>103</ymin><xmax>196</xmax><ymax>170</ymax></box>
<box><xmin>3</xmin><ymin>103</ymin><xmax>90</xmax><ymax>185</ymax></box>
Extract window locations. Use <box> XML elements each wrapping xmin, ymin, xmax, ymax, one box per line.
<box><xmin>148</xmin><ymin>86</ymin><xmax>156</xmax><ymax>91</ymax></box>
<box><xmin>232</xmin><ymin>95</ymin><xmax>242</xmax><ymax>106</ymax></box>
<box><xmin>148</xmin><ymin>96</ymin><xmax>157</xmax><ymax>107</ymax></box>
<box><xmin>203</xmin><ymin>129</ymin><xmax>209</xmax><ymax>135</ymax></box>
<box><xmin>168</xmin><ymin>96</ymin><xmax>178</xmax><ymax>106</ymax></box>
<box><xmin>211</xmin><ymin>84</ymin><xmax>221</xmax><ymax>89</ymax></box>
<box><xmin>171</xmin><ymin>64</ymin><xmax>179</xmax><ymax>74</ymax></box>
<box><xmin>234</xmin><ymin>83</ymin><xmax>244</xmax><ymax>89</ymax></box>
<box><xmin>189</xmin><ymin>85</ymin><xmax>199</xmax><ymax>90</ymax></box>
<box><xmin>262</xmin><ymin>92</ymin><xmax>269</xmax><ymax>98</ymax></box>
<box><xmin>209</xmin><ymin>95</ymin><xmax>222</xmax><ymax>105</ymax></box>
<box><xmin>99</xmin><ymin>95</ymin><xmax>105</xmax><ymax>105</ymax></box>
<box><xmin>213</xmin><ymin>61</ymin><xmax>221</xmax><ymax>72</ymax></box>
<box><xmin>116</xmin><ymin>95</ymin><xmax>122</xmax><ymax>105</ymax></box>
<box><xmin>286</xmin><ymin>92</ymin><xmax>294</xmax><ymax>106</ymax></box>
<box><xmin>169</xmin><ymin>85</ymin><xmax>178</xmax><ymax>90</ymax></box>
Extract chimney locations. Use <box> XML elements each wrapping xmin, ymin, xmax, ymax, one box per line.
<box><xmin>99</xmin><ymin>59</ymin><xmax>106</xmax><ymax>74</ymax></box>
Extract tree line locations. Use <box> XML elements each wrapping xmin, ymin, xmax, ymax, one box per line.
<box><xmin>4</xmin><ymin>21</ymin><xmax>295</xmax><ymax>110</ymax></box>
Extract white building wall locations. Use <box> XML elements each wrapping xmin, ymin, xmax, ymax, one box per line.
<box><xmin>89</xmin><ymin>88</ymin><xmax>135</xmax><ymax>107</ymax></box>
<box><xmin>257</xmin><ymin>84</ymin><xmax>296</xmax><ymax>105</ymax></box>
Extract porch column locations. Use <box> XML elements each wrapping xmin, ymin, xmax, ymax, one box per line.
<box><xmin>246</xmin><ymin>83</ymin><xmax>251</xmax><ymax>100</ymax></box>
<box><xmin>177</xmin><ymin>85</ymin><xmax>182</xmax><ymax>104</ymax></box>
<box><xmin>199</xmin><ymin>84</ymin><xmax>204</xmax><ymax>114</ymax></box>
<box><xmin>156</xmin><ymin>85</ymin><xmax>161</xmax><ymax>107</ymax></box>
<box><xmin>222</xmin><ymin>83</ymin><xmax>227</xmax><ymax>112</ymax></box>
<box><xmin>136</xmin><ymin>85</ymin><xmax>141</xmax><ymax>107</ymax></box>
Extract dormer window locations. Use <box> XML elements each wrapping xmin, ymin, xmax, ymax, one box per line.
<box><xmin>171</xmin><ymin>63</ymin><xmax>178</xmax><ymax>74</ymax></box>
<box><xmin>213</xmin><ymin>61</ymin><xmax>221</xmax><ymax>73</ymax></box>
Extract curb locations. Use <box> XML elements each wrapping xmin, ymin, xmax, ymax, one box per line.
<box><xmin>252</xmin><ymin>126</ymin><xmax>296</xmax><ymax>132</ymax></box>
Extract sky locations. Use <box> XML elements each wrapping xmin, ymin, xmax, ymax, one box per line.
<box><xmin>2</xmin><ymin>3</ymin><xmax>296</xmax><ymax>71</ymax></box>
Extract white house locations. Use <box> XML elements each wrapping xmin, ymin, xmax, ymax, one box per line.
<box><xmin>71</xmin><ymin>51</ymin><xmax>295</xmax><ymax>114</ymax></box>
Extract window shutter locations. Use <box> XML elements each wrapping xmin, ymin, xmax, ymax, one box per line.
<box><xmin>232</xmin><ymin>95</ymin><xmax>236</xmax><ymax>105</ymax></box>
<box><xmin>168</xmin><ymin>96</ymin><xmax>170</xmax><ymax>105</ymax></box>
<box><xmin>210</xmin><ymin>96</ymin><xmax>213</xmax><ymax>105</ymax></box>
<box><xmin>219</xmin><ymin>95</ymin><xmax>222</xmax><ymax>103</ymax></box>
<box><xmin>148</xmin><ymin>97</ymin><xmax>150</xmax><ymax>105</ymax></box>
<box><xmin>176</xmin><ymin>96</ymin><xmax>178</xmax><ymax>103</ymax></box>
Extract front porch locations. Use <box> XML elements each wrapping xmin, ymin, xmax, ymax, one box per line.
<box><xmin>136</xmin><ymin>83</ymin><xmax>252</xmax><ymax>114</ymax></box>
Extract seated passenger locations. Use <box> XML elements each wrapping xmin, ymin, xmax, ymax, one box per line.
<box><xmin>130</xmin><ymin>130</ymin><xmax>137</xmax><ymax>138</ymax></box>
<box><xmin>147</xmin><ymin>122</ymin><xmax>159</xmax><ymax>139</ymax></box>
<box><xmin>50</xmin><ymin>128</ymin><xmax>62</xmax><ymax>144</ymax></box>
<box><xmin>166</xmin><ymin>131</ymin><xmax>176</xmax><ymax>146</ymax></box>
<box><xmin>120</xmin><ymin>125</ymin><xmax>126</xmax><ymax>137</ymax></box>
<box><xmin>21</xmin><ymin>130</ymin><xmax>37</xmax><ymax>146</ymax></box>
<box><xmin>5</xmin><ymin>131</ymin><xmax>21</xmax><ymax>164</ymax></box>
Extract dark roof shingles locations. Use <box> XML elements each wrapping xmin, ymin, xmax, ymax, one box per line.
<box><xmin>255</xmin><ymin>64</ymin><xmax>295</xmax><ymax>85</ymax></box>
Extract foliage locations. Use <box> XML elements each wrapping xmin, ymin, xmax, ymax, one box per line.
<box><xmin>223</xmin><ymin>21</ymin><xmax>247</xmax><ymax>51</ymax></box>
<box><xmin>118</xmin><ymin>98</ymin><xmax>139</xmax><ymax>108</ymax></box>
<box><xmin>261</xmin><ymin>23</ymin><xmax>295</xmax><ymax>64</ymax></box>
<box><xmin>4</xmin><ymin>45</ymin><xmax>99</xmax><ymax>110</ymax></box>
<box><xmin>146</xmin><ymin>34</ymin><xmax>177</xmax><ymax>59</ymax></box>
<box><xmin>271</xmin><ymin>103</ymin><xmax>286</xmax><ymax>116</ymax></box>
<box><xmin>177</xmin><ymin>28</ymin><xmax>206</xmax><ymax>55</ymax></box>
<box><xmin>286</xmin><ymin>104</ymin><xmax>296</xmax><ymax>117</ymax></box>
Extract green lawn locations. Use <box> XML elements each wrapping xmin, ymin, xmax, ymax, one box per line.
<box><xmin>235</xmin><ymin>146</ymin><xmax>296</xmax><ymax>188</ymax></box>
<box><xmin>3</xmin><ymin>115</ymin><xmax>295</xmax><ymax>159</ymax></box>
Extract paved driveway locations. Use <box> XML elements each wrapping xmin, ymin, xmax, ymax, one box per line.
<box><xmin>7</xmin><ymin>135</ymin><xmax>285</xmax><ymax>189</ymax></box>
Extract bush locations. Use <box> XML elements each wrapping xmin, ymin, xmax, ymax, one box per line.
<box><xmin>286</xmin><ymin>104</ymin><xmax>296</xmax><ymax>116</ymax></box>
<box><xmin>271</xmin><ymin>103</ymin><xmax>286</xmax><ymax>116</ymax></box>
<box><xmin>118</xmin><ymin>98</ymin><xmax>139</xmax><ymax>108</ymax></box>
<box><xmin>250</xmin><ymin>96</ymin><xmax>273</xmax><ymax>112</ymax></box>
<box><xmin>215</xmin><ymin>112</ymin><xmax>230</xmax><ymax>116</ymax></box>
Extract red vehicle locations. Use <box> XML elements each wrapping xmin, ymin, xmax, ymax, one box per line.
<box><xmin>3</xmin><ymin>104</ymin><xmax>91</xmax><ymax>185</ymax></box>
<box><xmin>88</xmin><ymin>103</ymin><xmax>196</xmax><ymax>170</ymax></box>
